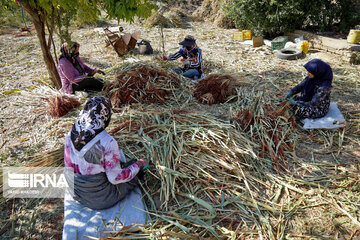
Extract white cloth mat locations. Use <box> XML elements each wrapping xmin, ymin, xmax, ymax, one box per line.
<box><xmin>301</xmin><ymin>102</ymin><xmax>346</xmax><ymax>129</ymax></box>
<box><xmin>62</xmin><ymin>150</ymin><xmax>149</xmax><ymax>240</ymax></box>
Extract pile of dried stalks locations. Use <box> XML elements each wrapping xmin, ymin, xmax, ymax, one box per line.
<box><xmin>234</xmin><ymin>101</ymin><xmax>296</xmax><ymax>172</ymax></box>
<box><xmin>45</xmin><ymin>94</ymin><xmax>81</xmax><ymax>118</ymax></box>
<box><xmin>145</xmin><ymin>8</ymin><xmax>188</xmax><ymax>28</ymax></box>
<box><xmin>193</xmin><ymin>74</ymin><xmax>238</xmax><ymax>105</ymax></box>
<box><xmin>145</xmin><ymin>10</ymin><xmax>172</xmax><ymax>28</ymax></box>
<box><xmin>164</xmin><ymin>8</ymin><xmax>188</xmax><ymax>28</ymax></box>
<box><xmin>103</xmin><ymin>63</ymin><xmax>180</xmax><ymax>107</ymax></box>
<box><xmin>193</xmin><ymin>0</ymin><xmax>235</xmax><ymax>28</ymax></box>
<box><xmin>104</xmin><ymin>110</ymin><xmax>259</xmax><ymax>238</ymax></box>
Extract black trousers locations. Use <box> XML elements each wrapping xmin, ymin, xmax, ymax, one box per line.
<box><xmin>72</xmin><ymin>77</ymin><xmax>104</xmax><ymax>93</ymax></box>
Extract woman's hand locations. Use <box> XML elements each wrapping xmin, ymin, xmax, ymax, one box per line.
<box><xmin>136</xmin><ymin>158</ymin><xmax>148</xmax><ymax>169</ymax></box>
<box><xmin>98</xmin><ymin>70</ymin><xmax>105</xmax><ymax>75</ymax></box>
<box><xmin>281</xmin><ymin>92</ymin><xmax>291</xmax><ymax>102</ymax></box>
<box><xmin>91</xmin><ymin>69</ymin><xmax>105</xmax><ymax>75</ymax></box>
<box><xmin>288</xmin><ymin>99</ymin><xmax>296</xmax><ymax>105</ymax></box>
<box><xmin>285</xmin><ymin>91</ymin><xmax>292</xmax><ymax>98</ymax></box>
<box><xmin>136</xmin><ymin>158</ymin><xmax>149</xmax><ymax>184</ymax></box>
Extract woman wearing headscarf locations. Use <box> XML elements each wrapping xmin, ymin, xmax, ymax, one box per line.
<box><xmin>163</xmin><ymin>35</ymin><xmax>203</xmax><ymax>80</ymax></box>
<box><xmin>58</xmin><ymin>42</ymin><xmax>105</xmax><ymax>94</ymax></box>
<box><xmin>285</xmin><ymin>59</ymin><xmax>333</xmax><ymax>119</ymax></box>
<box><xmin>64</xmin><ymin>96</ymin><xmax>148</xmax><ymax>210</ymax></box>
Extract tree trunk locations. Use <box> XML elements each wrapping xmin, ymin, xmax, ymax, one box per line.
<box><xmin>21</xmin><ymin>2</ymin><xmax>61</xmax><ymax>89</ymax></box>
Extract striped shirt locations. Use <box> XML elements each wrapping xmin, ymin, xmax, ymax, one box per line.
<box><xmin>168</xmin><ymin>46</ymin><xmax>203</xmax><ymax>74</ymax></box>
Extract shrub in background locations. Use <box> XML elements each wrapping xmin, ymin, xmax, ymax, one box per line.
<box><xmin>225</xmin><ymin>0</ymin><xmax>306</xmax><ymax>38</ymax></box>
<box><xmin>304</xmin><ymin>0</ymin><xmax>360</xmax><ymax>33</ymax></box>
<box><xmin>225</xmin><ymin>0</ymin><xmax>360</xmax><ymax>38</ymax></box>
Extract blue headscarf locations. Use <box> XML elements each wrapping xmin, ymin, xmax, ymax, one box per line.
<box><xmin>301</xmin><ymin>59</ymin><xmax>333</xmax><ymax>102</ymax></box>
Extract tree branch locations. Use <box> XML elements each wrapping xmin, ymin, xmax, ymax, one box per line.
<box><xmin>46</xmin><ymin>8</ymin><xmax>55</xmax><ymax>51</ymax></box>
<box><xmin>45</xmin><ymin>7</ymin><xmax>58</xmax><ymax>64</ymax></box>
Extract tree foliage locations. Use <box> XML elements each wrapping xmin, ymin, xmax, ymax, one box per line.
<box><xmin>225</xmin><ymin>0</ymin><xmax>305</xmax><ymax>37</ymax></box>
<box><xmin>103</xmin><ymin>0</ymin><xmax>153</xmax><ymax>22</ymax></box>
<box><xmin>305</xmin><ymin>0</ymin><xmax>360</xmax><ymax>32</ymax></box>
<box><xmin>225</xmin><ymin>0</ymin><xmax>360</xmax><ymax>38</ymax></box>
<box><xmin>0</xmin><ymin>0</ymin><xmax>31</xmax><ymax>27</ymax></box>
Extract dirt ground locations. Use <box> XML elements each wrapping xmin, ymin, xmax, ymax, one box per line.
<box><xmin>1</xmin><ymin>16</ymin><xmax>360</xmax><ymax>239</ymax></box>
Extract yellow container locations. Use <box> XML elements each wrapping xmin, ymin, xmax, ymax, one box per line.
<box><xmin>233</xmin><ymin>31</ymin><xmax>243</xmax><ymax>41</ymax></box>
<box><xmin>347</xmin><ymin>30</ymin><xmax>360</xmax><ymax>44</ymax></box>
<box><xmin>242</xmin><ymin>30</ymin><xmax>251</xmax><ymax>40</ymax></box>
<box><xmin>233</xmin><ymin>30</ymin><xmax>251</xmax><ymax>41</ymax></box>
<box><xmin>300</xmin><ymin>40</ymin><xmax>309</xmax><ymax>54</ymax></box>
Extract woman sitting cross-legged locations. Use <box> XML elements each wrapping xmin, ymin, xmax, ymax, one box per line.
<box><xmin>64</xmin><ymin>96</ymin><xmax>148</xmax><ymax>210</ymax></box>
<box><xmin>285</xmin><ymin>58</ymin><xmax>333</xmax><ymax>120</ymax></box>
<box><xmin>58</xmin><ymin>42</ymin><xmax>105</xmax><ymax>94</ymax></box>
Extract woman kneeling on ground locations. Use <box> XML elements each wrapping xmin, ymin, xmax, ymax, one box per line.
<box><xmin>163</xmin><ymin>35</ymin><xmax>203</xmax><ymax>80</ymax></box>
<box><xmin>58</xmin><ymin>42</ymin><xmax>105</xmax><ymax>94</ymax></box>
<box><xmin>64</xmin><ymin>96</ymin><xmax>148</xmax><ymax>210</ymax></box>
<box><xmin>285</xmin><ymin>58</ymin><xmax>333</xmax><ymax>120</ymax></box>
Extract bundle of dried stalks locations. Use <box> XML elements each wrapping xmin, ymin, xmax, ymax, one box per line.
<box><xmin>145</xmin><ymin>7</ymin><xmax>189</xmax><ymax>28</ymax></box>
<box><xmin>233</xmin><ymin>101</ymin><xmax>296</xmax><ymax>171</ymax></box>
<box><xmin>45</xmin><ymin>94</ymin><xmax>81</xmax><ymax>118</ymax></box>
<box><xmin>193</xmin><ymin>74</ymin><xmax>238</xmax><ymax>105</ymax></box>
<box><xmin>145</xmin><ymin>10</ymin><xmax>173</xmax><ymax>28</ymax></box>
<box><xmin>163</xmin><ymin>8</ymin><xmax>188</xmax><ymax>28</ymax></box>
<box><xmin>103</xmin><ymin>63</ymin><xmax>180</xmax><ymax>107</ymax></box>
<box><xmin>193</xmin><ymin>0</ymin><xmax>234</xmax><ymax>28</ymax></box>
<box><xmin>27</xmin><ymin>147</ymin><xmax>64</xmax><ymax>167</ymax></box>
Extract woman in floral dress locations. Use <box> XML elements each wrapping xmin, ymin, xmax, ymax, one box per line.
<box><xmin>64</xmin><ymin>96</ymin><xmax>148</xmax><ymax>210</ymax></box>
<box><xmin>286</xmin><ymin>59</ymin><xmax>333</xmax><ymax>119</ymax></box>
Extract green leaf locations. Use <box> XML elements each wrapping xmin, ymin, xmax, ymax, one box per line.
<box><xmin>179</xmin><ymin>192</ymin><xmax>216</xmax><ymax>220</ymax></box>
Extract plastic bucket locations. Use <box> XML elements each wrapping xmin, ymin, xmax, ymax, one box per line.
<box><xmin>233</xmin><ymin>30</ymin><xmax>252</xmax><ymax>41</ymax></box>
<box><xmin>233</xmin><ymin>31</ymin><xmax>243</xmax><ymax>41</ymax></box>
<box><xmin>347</xmin><ymin>30</ymin><xmax>360</xmax><ymax>44</ymax></box>
<box><xmin>139</xmin><ymin>45</ymin><xmax>147</xmax><ymax>54</ymax></box>
<box><xmin>300</xmin><ymin>40</ymin><xmax>309</xmax><ymax>54</ymax></box>
<box><xmin>242</xmin><ymin>30</ymin><xmax>251</xmax><ymax>40</ymax></box>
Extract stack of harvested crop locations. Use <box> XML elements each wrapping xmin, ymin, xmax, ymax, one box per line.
<box><xmin>104</xmin><ymin>63</ymin><xmax>180</xmax><ymax>107</ymax></box>
<box><xmin>233</xmin><ymin>101</ymin><xmax>296</xmax><ymax>171</ymax></box>
<box><xmin>46</xmin><ymin>94</ymin><xmax>81</xmax><ymax>118</ymax></box>
<box><xmin>163</xmin><ymin>8</ymin><xmax>188</xmax><ymax>28</ymax></box>
<box><xmin>193</xmin><ymin>74</ymin><xmax>238</xmax><ymax>105</ymax></box>
<box><xmin>145</xmin><ymin>10</ymin><xmax>173</xmax><ymax>28</ymax></box>
<box><xmin>193</xmin><ymin>0</ymin><xmax>235</xmax><ymax>28</ymax></box>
